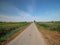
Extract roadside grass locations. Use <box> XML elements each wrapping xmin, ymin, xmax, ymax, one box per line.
<box><xmin>36</xmin><ymin>22</ymin><xmax>60</xmax><ymax>32</ymax></box>
<box><xmin>0</xmin><ymin>22</ymin><xmax>31</xmax><ymax>45</ymax></box>
<box><xmin>35</xmin><ymin>22</ymin><xmax>60</xmax><ymax>45</ymax></box>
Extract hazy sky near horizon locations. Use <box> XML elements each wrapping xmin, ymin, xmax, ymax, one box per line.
<box><xmin>0</xmin><ymin>0</ymin><xmax>60</xmax><ymax>22</ymax></box>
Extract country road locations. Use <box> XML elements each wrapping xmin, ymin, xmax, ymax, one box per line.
<box><xmin>7</xmin><ymin>23</ymin><xmax>47</xmax><ymax>45</ymax></box>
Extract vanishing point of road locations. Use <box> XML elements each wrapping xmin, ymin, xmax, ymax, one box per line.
<box><xmin>7</xmin><ymin>23</ymin><xmax>47</xmax><ymax>45</ymax></box>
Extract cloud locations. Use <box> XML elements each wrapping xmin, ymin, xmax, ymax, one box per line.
<box><xmin>34</xmin><ymin>10</ymin><xmax>60</xmax><ymax>22</ymax></box>
<box><xmin>0</xmin><ymin>1</ymin><xmax>36</xmax><ymax>22</ymax></box>
<box><xmin>0</xmin><ymin>6</ymin><xmax>35</xmax><ymax>22</ymax></box>
<box><xmin>0</xmin><ymin>2</ymin><xmax>35</xmax><ymax>22</ymax></box>
<box><xmin>0</xmin><ymin>9</ymin><xmax>60</xmax><ymax>22</ymax></box>
<box><xmin>0</xmin><ymin>1</ymin><xmax>60</xmax><ymax>22</ymax></box>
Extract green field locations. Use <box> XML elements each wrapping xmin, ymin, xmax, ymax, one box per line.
<box><xmin>0</xmin><ymin>22</ymin><xmax>30</xmax><ymax>42</ymax></box>
<box><xmin>36</xmin><ymin>21</ymin><xmax>60</xmax><ymax>31</ymax></box>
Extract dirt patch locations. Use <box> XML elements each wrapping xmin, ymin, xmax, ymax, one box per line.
<box><xmin>38</xmin><ymin>29</ymin><xmax>60</xmax><ymax>45</ymax></box>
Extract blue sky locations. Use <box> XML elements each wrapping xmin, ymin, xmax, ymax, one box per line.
<box><xmin>0</xmin><ymin>0</ymin><xmax>60</xmax><ymax>22</ymax></box>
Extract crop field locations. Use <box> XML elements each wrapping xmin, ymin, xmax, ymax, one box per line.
<box><xmin>0</xmin><ymin>22</ymin><xmax>30</xmax><ymax>44</ymax></box>
<box><xmin>36</xmin><ymin>21</ymin><xmax>60</xmax><ymax>31</ymax></box>
<box><xmin>36</xmin><ymin>21</ymin><xmax>60</xmax><ymax>45</ymax></box>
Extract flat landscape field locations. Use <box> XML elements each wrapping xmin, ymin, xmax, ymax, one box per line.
<box><xmin>36</xmin><ymin>21</ymin><xmax>60</xmax><ymax>45</ymax></box>
<box><xmin>0</xmin><ymin>22</ymin><xmax>31</xmax><ymax>45</ymax></box>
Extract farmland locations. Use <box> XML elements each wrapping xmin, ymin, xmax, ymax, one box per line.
<box><xmin>35</xmin><ymin>21</ymin><xmax>60</xmax><ymax>45</ymax></box>
<box><xmin>36</xmin><ymin>21</ymin><xmax>60</xmax><ymax>31</ymax></box>
<box><xmin>0</xmin><ymin>22</ymin><xmax>30</xmax><ymax>44</ymax></box>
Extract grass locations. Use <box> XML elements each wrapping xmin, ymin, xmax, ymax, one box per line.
<box><xmin>36</xmin><ymin>21</ymin><xmax>60</xmax><ymax>32</ymax></box>
<box><xmin>35</xmin><ymin>21</ymin><xmax>60</xmax><ymax>45</ymax></box>
<box><xmin>0</xmin><ymin>22</ymin><xmax>31</xmax><ymax>44</ymax></box>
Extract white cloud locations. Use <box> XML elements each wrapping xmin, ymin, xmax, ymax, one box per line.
<box><xmin>0</xmin><ymin>2</ymin><xmax>60</xmax><ymax>22</ymax></box>
<box><xmin>0</xmin><ymin>7</ymin><xmax>35</xmax><ymax>22</ymax></box>
<box><xmin>0</xmin><ymin>2</ymin><xmax>35</xmax><ymax>22</ymax></box>
<box><xmin>1</xmin><ymin>10</ymin><xmax>60</xmax><ymax>22</ymax></box>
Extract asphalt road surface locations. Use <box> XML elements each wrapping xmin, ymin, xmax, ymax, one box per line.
<box><xmin>7</xmin><ymin>23</ymin><xmax>47</xmax><ymax>45</ymax></box>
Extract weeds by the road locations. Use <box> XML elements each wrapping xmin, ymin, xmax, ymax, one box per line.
<box><xmin>0</xmin><ymin>22</ymin><xmax>31</xmax><ymax>45</ymax></box>
<box><xmin>36</xmin><ymin>22</ymin><xmax>60</xmax><ymax>32</ymax></box>
<box><xmin>35</xmin><ymin>21</ymin><xmax>60</xmax><ymax>45</ymax></box>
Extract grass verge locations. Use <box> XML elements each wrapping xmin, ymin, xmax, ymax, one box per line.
<box><xmin>35</xmin><ymin>22</ymin><xmax>60</xmax><ymax>45</ymax></box>
<box><xmin>0</xmin><ymin>22</ymin><xmax>31</xmax><ymax>45</ymax></box>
